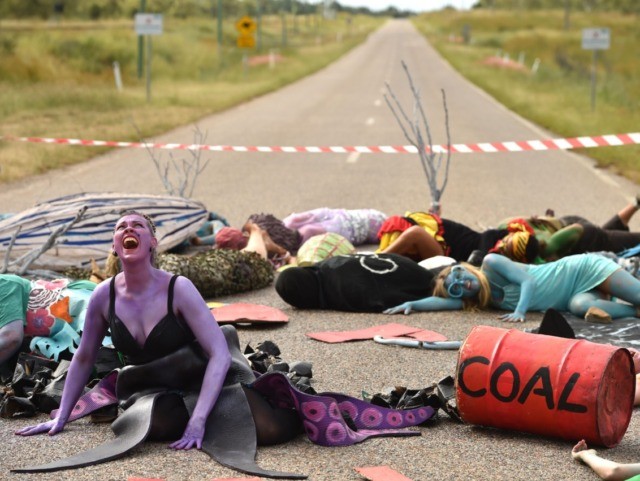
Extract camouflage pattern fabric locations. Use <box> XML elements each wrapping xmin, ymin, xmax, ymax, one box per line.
<box><xmin>157</xmin><ymin>249</ymin><xmax>274</xmax><ymax>299</ymax></box>
<box><xmin>63</xmin><ymin>250</ymin><xmax>273</xmax><ymax>300</ymax></box>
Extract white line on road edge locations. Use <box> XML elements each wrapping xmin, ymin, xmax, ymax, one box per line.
<box><xmin>346</xmin><ymin>152</ymin><xmax>360</xmax><ymax>163</ymax></box>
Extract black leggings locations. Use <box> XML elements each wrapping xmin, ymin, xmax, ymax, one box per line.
<box><xmin>243</xmin><ymin>385</ymin><xmax>303</xmax><ymax>445</ymax></box>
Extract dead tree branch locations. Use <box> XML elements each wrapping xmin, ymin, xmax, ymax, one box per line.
<box><xmin>9</xmin><ymin>206</ymin><xmax>89</xmax><ymax>275</ymax></box>
<box><xmin>384</xmin><ymin>60</ymin><xmax>452</xmax><ymax>214</ymax></box>
<box><xmin>1</xmin><ymin>225</ymin><xmax>21</xmax><ymax>274</ymax></box>
<box><xmin>133</xmin><ymin>122</ymin><xmax>210</xmax><ymax>198</ymax></box>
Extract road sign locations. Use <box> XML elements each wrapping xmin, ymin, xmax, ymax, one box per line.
<box><xmin>236</xmin><ymin>16</ymin><xmax>257</xmax><ymax>34</ymax></box>
<box><xmin>582</xmin><ymin>28</ymin><xmax>610</xmax><ymax>50</ymax></box>
<box><xmin>135</xmin><ymin>13</ymin><xmax>163</xmax><ymax>36</ymax></box>
<box><xmin>236</xmin><ymin>16</ymin><xmax>256</xmax><ymax>49</ymax></box>
<box><xmin>237</xmin><ymin>35</ymin><xmax>256</xmax><ymax>48</ymax></box>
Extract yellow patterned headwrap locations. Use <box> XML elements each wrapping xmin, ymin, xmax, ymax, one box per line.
<box><xmin>491</xmin><ymin>231</ymin><xmax>532</xmax><ymax>263</ymax></box>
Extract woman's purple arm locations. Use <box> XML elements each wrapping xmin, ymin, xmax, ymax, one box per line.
<box><xmin>169</xmin><ymin>277</ymin><xmax>231</xmax><ymax>450</ymax></box>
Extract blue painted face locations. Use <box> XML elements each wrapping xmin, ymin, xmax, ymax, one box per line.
<box><xmin>444</xmin><ymin>265</ymin><xmax>480</xmax><ymax>299</ymax></box>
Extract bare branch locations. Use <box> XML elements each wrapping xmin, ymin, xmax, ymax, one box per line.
<box><xmin>133</xmin><ymin>122</ymin><xmax>210</xmax><ymax>198</ymax></box>
<box><xmin>384</xmin><ymin>62</ymin><xmax>453</xmax><ymax>213</ymax></box>
<box><xmin>1</xmin><ymin>225</ymin><xmax>21</xmax><ymax>274</ymax></box>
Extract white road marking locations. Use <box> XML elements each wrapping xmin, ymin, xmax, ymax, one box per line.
<box><xmin>346</xmin><ymin>152</ymin><xmax>360</xmax><ymax>163</ymax></box>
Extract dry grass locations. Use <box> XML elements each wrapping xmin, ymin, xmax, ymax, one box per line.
<box><xmin>413</xmin><ymin>9</ymin><xmax>640</xmax><ymax>183</ymax></box>
<box><xmin>0</xmin><ymin>14</ymin><xmax>382</xmax><ymax>184</ymax></box>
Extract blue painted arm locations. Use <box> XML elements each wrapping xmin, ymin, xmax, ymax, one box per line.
<box><xmin>383</xmin><ymin>296</ymin><xmax>463</xmax><ymax>315</ymax></box>
<box><xmin>482</xmin><ymin>253</ymin><xmax>535</xmax><ymax>322</ymax></box>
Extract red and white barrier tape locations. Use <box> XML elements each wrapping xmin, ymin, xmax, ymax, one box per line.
<box><xmin>1</xmin><ymin>132</ymin><xmax>639</xmax><ymax>154</ymax></box>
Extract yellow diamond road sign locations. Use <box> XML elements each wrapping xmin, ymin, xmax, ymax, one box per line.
<box><xmin>236</xmin><ymin>16</ymin><xmax>256</xmax><ymax>34</ymax></box>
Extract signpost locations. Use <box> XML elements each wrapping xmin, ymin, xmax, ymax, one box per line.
<box><xmin>135</xmin><ymin>13</ymin><xmax>163</xmax><ymax>102</ymax></box>
<box><xmin>236</xmin><ymin>16</ymin><xmax>257</xmax><ymax>48</ymax></box>
<box><xmin>236</xmin><ymin>16</ymin><xmax>256</xmax><ymax>78</ymax></box>
<box><xmin>582</xmin><ymin>28</ymin><xmax>610</xmax><ymax>111</ymax></box>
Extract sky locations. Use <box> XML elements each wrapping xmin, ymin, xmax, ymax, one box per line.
<box><xmin>336</xmin><ymin>0</ymin><xmax>475</xmax><ymax>13</ymax></box>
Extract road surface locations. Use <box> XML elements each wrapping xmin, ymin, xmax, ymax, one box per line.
<box><xmin>2</xmin><ymin>19</ymin><xmax>638</xmax><ymax>481</ymax></box>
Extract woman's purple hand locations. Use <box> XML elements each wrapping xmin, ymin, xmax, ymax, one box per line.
<box><xmin>169</xmin><ymin>423</ymin><xmax>204</xmax><ymax>450</ymax></box>
<box><xmin>15</xmin><ymin>418</ymin><xmax>65</xmax><ymax>436</ymax></box>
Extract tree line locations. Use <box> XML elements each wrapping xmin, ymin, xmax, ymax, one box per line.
<box><xmin>471</xmin><ymin>0</ymin><xmax>639</xmax><ymax>14</ymax></box>
<box><xmin>0</xmin><ymin>0</ymin><xmax>414</xmax><ymax>20</ymax></box>
<box><xmin>2</xmin><ymin>0</ymin><xmax>635</xmax><ymax>20</ymax></box>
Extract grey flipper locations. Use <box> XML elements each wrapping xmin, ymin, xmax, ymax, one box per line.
<box><xmin>195</xmin><ymin>385</ymin><xmax>307</xmax><ymax>480</ymax></box>
<box><xmin>12</xmin><ymin>393</ymin><xmax>163</xmax><ymax>473</ymax></box>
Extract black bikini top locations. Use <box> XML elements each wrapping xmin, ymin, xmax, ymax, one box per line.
<box><xmin>108</xmin><ymin>275</ymin><xmax>195</xmax><ymax>365</ymax></box>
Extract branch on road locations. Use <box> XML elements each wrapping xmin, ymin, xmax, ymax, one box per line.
<box><xmin>384</xmin><ymin>60</ymin><xmax>452</xmax><ymax>215</ymax></box>
<box><xmin>133</xmin><ymin>122</ymin><xmax>210</xmax><ymax>198</ymax></box>
<box><xmin>2</xmin><ymin>206</ymin><xmax>89</xmax><ymax>276</ymax></box>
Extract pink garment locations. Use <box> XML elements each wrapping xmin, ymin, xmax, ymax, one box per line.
<box><xmin>283</xmin><ymin>208</ymin><xmax>387</xmax><ymax>245</ymax></box>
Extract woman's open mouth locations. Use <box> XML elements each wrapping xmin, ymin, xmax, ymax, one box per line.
<box><xmin>123</xmin><ymin>236</ymin><xmax>139</xmax><ymax>249</ymax></box>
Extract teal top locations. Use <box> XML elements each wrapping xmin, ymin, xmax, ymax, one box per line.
<box><xmin>0</xmin><ymin>274</ymin><xmax>32</xmax><ymax>329</ymax></box>
<box><xmin>626</xmin><ymin>475</ymin><xmax>640</xmax><ymax>481</ymax></box>
<box><xmin>489</xmin><ymin>254</ymin><xmax>619</xmax><ymax>312</ymax></box>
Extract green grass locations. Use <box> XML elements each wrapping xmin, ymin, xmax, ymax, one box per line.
<box><xmin>0</xmin><ymin>14</ymin><xmax>382</xmax><ymax>183</ymax></box>
<box><xmin>412</xmin><ymin>9</ymin><xmax>640</xmax><ymax>183</ymax></box>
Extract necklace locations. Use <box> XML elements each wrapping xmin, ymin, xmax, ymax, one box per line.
<box><xmin>359</xmin><ymin>254</ymin><xmax>398</xmax><ymax>275</ymax></box>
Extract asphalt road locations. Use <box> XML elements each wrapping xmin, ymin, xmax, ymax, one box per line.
<box><xmin>2</xmin><ymin>19</ymin><xmax>640</xmax><ymax>481</ymax></box>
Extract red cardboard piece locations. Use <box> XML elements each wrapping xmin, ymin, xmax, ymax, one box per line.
<box><xmin>211</xmin><ymin>303</ymin><xmax>288</xmax><ymax>325</ymax></box>
<box><xmin>355</xmin><ymin>466</ymin><xmax>413</xmax><ymax>481</ymax></box>
<box><xmin>405</xmin><ymin>329</ymin><xmax>448</xmax><ymax>342</ymax></box>
<box><xmin>306</xmin><ymin>323</ymin><xmax>420</xmax><ymax>343</ymax></box>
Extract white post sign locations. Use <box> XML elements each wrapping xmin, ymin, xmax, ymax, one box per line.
<box><xmin>134</xmin><ymin>14</ymin><xmax>163</xmax><ymax>102</ymax></box>
<box><xmin>581</xmin><ymin>28</ymin><xmax>610</xmax><ymax>50</ymax></box>
<box><xmin>581</xmin><ymin>28</ymin><xmax>610</xmax><ymax>111</ymax></box>
<box><xmin>135</xmin><ymin>13</ymin><xmax>163</xmax><ymax>36</ymax></box>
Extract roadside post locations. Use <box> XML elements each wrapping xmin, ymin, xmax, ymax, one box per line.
<box><xmin>137</xmin><ymin>0</ymin><xmax>146</xmax><ymax>78</ymax></box>
<box><xmin>134</xmin><ymin>13</ymin><xmax>163</xmax><ymax>102</ymax></box>
<box><xmin>236</xmin><ymin>16</ymin><xmax>257</xmax><ymax>77</ymax></box>
<box><xmin>581</xmin><ymin>27</ymin><xmax>610</xmax><ymax>111</ymax></box>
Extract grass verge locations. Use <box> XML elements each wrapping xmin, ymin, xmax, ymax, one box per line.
<box><xmin>0</xmin><ymin>14</ymin><xmax>382</xmax><ymax>184</ymax></box>
<box><xmin>413</xmin><ymin>9</ymin><xmax>640</xmax><ymax>184</ymax></box>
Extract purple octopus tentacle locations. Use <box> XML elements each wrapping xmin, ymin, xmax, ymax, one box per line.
<box><xmin>250</xmin><ymin>372</ymin><xmax>433</xmax><ymax>447</ymax></box>
<box><xmin>49</xmin><ymin>370</ymin><xmax>118</xmax><ymax>422</ymax></box>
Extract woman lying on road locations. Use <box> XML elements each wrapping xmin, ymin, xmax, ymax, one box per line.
<box><xmin>384</xmin><ymin>253</ymin><xmax>640</xmax><ymax>323</ymax></box>
<box><xmin>500</xmin><ymin>196</ymin><xmax>640</xmax><ymax>261</ymax></box>
<box><xmin>377</xmin><ymin>212</ymin><xmax>539</xmax><ymax>265</ymax></box>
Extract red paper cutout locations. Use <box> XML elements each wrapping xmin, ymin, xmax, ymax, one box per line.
<box><xmin>404</xmin><ymin>329</ymin><xmax>448</xmax><ymax>342</ymax></box>
<box><xmin>355</xmin><ymin>465</ymin><xmax>413</xmax><ymax>481</ymax></box>
<box><xmin>211</xmin><ymin>303</ymin><xmax>288</xmax><ymax>325</ymax></box>
<box><xmin>306</xmin><ymin>323</ymin><xmax>421</xmax><ymax>343</ymax></box>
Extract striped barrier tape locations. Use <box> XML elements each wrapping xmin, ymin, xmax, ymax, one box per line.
<box><xmin>1</xmin><ymin>132</ymin><xmax>639</xmax><ymax>154</ymax></box>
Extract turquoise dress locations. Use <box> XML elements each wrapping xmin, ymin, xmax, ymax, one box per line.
<box><xmin>490</xmin><ymin>254</ymin><xmax>620</xmax><ymax>312</ymax></box>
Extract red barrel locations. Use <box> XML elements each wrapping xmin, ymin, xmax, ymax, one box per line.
<box><xmin>456</xmin><ymin>326</ymin><xmax>635</xmax><ymax>447</ymax></box>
